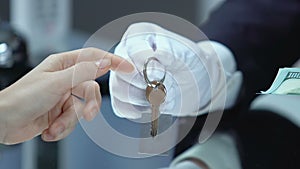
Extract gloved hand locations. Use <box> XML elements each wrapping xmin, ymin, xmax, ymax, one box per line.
<box><xmin>109</xmin><ymin>22</ymin><xmax>241</xmax><ymax>119</ymax></box>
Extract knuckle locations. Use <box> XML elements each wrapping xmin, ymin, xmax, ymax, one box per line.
<box><xmin>48</xmin><ymin>53</ymin><xmax>58</xmax><ymax>58</ymax></box>
<box><xmin>82</xmin><ymin>47</ymin><xmax>99</xmax><ymax>56</ymax></box>
<box><xmin>85</xmin><ymin>47</ymin><xmax>98</xmax><ymax>51</ymax></box>
<box><xmin>91</xmin><ymin>80</ymin><xmax>100</xmax><ymax>88</ymax></box>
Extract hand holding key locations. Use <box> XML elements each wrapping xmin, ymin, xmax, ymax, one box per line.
<box><xmin>109</xmin><ymin>22</ymin><xmax>228</xmax><ymax>119</ymax></box>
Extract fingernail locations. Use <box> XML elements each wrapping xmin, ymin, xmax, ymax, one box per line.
<box><xmin>95</xmin><ymin>59</ymin><xmax>111</xmax><ymax>69</ymax></box>
<box><xmin>43</xmin><ymin>133</ymin><xmax>55</xmax><ymax>141</ymax></box>
<box><xmin>90</xmin><ymin>108</ymin><xmax>98</xmax><ymax>119</ymax></box>
<box><xmin>55</xmin><ymin>125</ymin><xmax>65</xmax><ymax>136</ymax></box>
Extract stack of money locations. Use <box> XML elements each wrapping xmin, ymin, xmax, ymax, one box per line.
<box><xmin>261</xmin><ymin>68</ymin><xmax>300</xmax><ymax>95</ymax></box>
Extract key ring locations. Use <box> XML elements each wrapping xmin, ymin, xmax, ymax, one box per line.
<box><xmin>143</xmin><ymin>57</ymin><xmax>166</xmax><ymax>86</ymax></box>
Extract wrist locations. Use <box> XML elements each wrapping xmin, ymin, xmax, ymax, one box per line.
<box><xmin>0</xmin><ymin>88</ymin><xmax>16</xmax><ymax>144</ymax></box>
<box><xmin>0</xmin><ymin>90</ymin><xmax>9</xmax><ymax>143</ymax></box>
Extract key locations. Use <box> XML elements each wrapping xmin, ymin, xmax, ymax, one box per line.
<box><xmin>146</xmin><ymin>80</ymin><xmax>167</xmax><ymax>137</ymax></box>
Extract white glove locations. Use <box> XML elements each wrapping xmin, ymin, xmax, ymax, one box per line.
<box><xmin>197</xmin><ymin>41</ymin><xmax>243</xmax><ymax>110</ymax></box>
<box><xmin>109</xmin><ymin>22</ymin><xmax>237</xmax><ymax>119</ymax></box>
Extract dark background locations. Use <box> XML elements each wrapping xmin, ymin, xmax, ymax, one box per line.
<box><xmin>0</xmin><ymin>0</ymin><xmax>199</xmax><ymax>33</ymax></box>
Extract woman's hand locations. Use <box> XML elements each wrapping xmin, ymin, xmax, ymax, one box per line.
<box><xmin>0</xmin><ymin>47</ymin><xmax>133</xmax><ymax>145</ymax></box>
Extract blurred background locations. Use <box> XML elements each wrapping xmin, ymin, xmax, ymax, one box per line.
<box><xmin>0</xmin><ymin>0</ymin><xmax>225</xmax><ymax>169</ymax></box>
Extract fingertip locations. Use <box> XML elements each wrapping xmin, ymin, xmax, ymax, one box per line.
<box><xmin>83</xmin><ymin>112</ymin><xmax>95</xmax><ymax>121</ymax></box>
<box><xmin>110</xmin><ymin>54</ymin><xmax>134</xmax><ymax>73</ymax></box>
<box><xmin>114</xmin><ymin>59</ymin><xmax>135</xmax><ymax>73</ymax></box>
<box><xmin>120</xmin><ymin>59</ymin><xmax>135</xmax><ymax>73</ymax></box>
<box><xmin>43</xmin><ymin>122</ymin><xmax>66</xmax><ymax>141</ymax></box>
<box><xmin>41</xmin><ymin>130</ymin><xmax>55</xmax><ymax>141</ymax></box>
<box><xmin>83</xmin><ymin>107</ymin><xmax>99</xmax><ymax>121</ymax></box>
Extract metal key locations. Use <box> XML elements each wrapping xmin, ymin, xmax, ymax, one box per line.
<box><xmin>146</xmin><ymin>80</ymin><xmax>166</xmax><ymax>137</ymax></box>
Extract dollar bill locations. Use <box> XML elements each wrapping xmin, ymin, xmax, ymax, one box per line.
<box><xmin>261</xmin><ymin>68</ymin><xmax>300</xmax><ymax>95</ymax></box>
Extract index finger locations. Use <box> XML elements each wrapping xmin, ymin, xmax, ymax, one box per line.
<box><xmin>50</xmin><ymin>48</ymin><xmax>134</xmax><ymax>90</ymax></box>
<box><xmin>43</xmin><ymin>47</ymin><xmax>134</xmax><ymax>73</ymax></box>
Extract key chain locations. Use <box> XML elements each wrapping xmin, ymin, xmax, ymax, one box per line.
<box><xmin>143</xmin><ymin>57</ymin><xmax>166</xmax><ymax>86</ymax></box>
<box><xmin>139</xmin><ymin>57</ymin><xmax>174</xmax><ymax>156</ymax></box>
<box><xmin>143</xmin><ymin>57</ymin><xmax>167</xmax><ymax>137</ymax></box>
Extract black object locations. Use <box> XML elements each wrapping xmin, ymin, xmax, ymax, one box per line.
<box><xmin>0</xmin><ymin>21</ymin><xmax>28</xmax><ymax>68</ymax></box>
<box><xmin>0</xmin><ymin>21</ymin><xmax>30</xmax><ymax>90</ymax></box>
<box><xmin>236</xmin><ymin>110</ymin><xmax>300</xmax><ymax>169</ymax></box>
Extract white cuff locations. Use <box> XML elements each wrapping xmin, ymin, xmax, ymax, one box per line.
<box><xmin>251</xmin><ymin>94</ymin><xmax>300</xmax><ymax>127</ymax></box>
<box><xmin>160</xmin><ymin>161</ymin><xmax>203</xmax><ymax>169</ymax></box>
<box><xmin>170</xmin><ymin>132</ymin><xmax>242</xmax><ymax>169</ymax></box>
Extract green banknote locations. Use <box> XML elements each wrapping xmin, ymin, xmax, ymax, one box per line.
<box><xmin>261</xmin><ymin>68</ymin><xmax>300</xmax><ymax>95</ymax></box>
